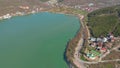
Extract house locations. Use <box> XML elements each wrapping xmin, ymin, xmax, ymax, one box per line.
<box><xmin>92</xmin><ymin>42</ymin><xmax>97</xmax><ymax>47</ymax></box>
<box><xmin>19</xmin><ymin>6</ymin><xmax>29</xmax><ymax>10</ymax></box>
<box><xmin>96</xmin><ymin>38</ymin><xmax>102</xmax><ymax>42</ymax></box>
<box><xmin>3</xmin><ymin>14</ymin><xmax>11</xmax><ymax>19</ymax></box>
<box><xmin>88</xmin><ymin>3</ymin><xmax>94</xmax><ymax>7</ymax></box>
<box><xmin>107</xmin><ymin>33</ymin><xmax>115</xmax><ymax>42</ymax></box>
<box><xmin>96</xmin><ymin>42</ymin><xmax>103</xmax><ymax>50</ymax></box>
<box><xmin>89</xmin><ymin>42</ymin><xmax>97</xmax><ymax>47</ymax></box>
<box><xmin>102</xmin><ymin>37</ymin><xmax>108</xmax><ymax>42</ymax></box>
<box><xmin>89</xmin><ymin>37</ymin><xmax>96</xmax><ymax>42</ymax></box>
<box><xmin>100</xmin><ymin>47</ymin><xmax>107</xmax><ymax>53</ymax></box>
<box><xmin>110</xmin><ymin>35</ymin><xmax>115</xmax><ymax>42</ymax></box>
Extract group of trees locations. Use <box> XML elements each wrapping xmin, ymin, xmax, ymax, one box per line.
<box><xmin>87</xmin><ymin>5</ymin><xmax>120</xmax><ymax>37</ymax></box>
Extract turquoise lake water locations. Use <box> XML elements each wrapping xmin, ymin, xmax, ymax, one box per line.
<box><xmin>0</xmin><ymin>12</ymin><xmax>80</xmax><ymax>68</ymax></box>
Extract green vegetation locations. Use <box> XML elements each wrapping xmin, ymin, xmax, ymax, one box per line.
<box><xmin>71</xmin><ymin>8</ymin><xmax>87</xmax><ymax>15</ymax></box>
<box><xmin>88</xmin><ymin>5</ymin><xmax>120</xmax><ymax>37</ymax></box>
<box><xmin>105</xmin><ymin>64</ymin><xmax>114</xmax><ymax>68</ymax></box>
<box><xmin>118</xmin><ymin>61</ymin><xmax>120</xmax><ymax>64</ymax></box>
<box><xmin>49</xmin><ymin>6</ymin><xmax>87</xmax><ymax>15</ymax></box>
<box><xmin>80</xmin><ymin>55</ymin><xmax>87</xmax><ymax>61</ymax></box>
<box><xmin>90</xmin><ymin>50</ymin><xmax>100</xmax><ymax>56</ymax></box>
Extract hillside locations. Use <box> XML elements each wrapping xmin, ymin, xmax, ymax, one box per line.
<box><xmin>87</xmin><ymin>5</ymin><xmax>120</xmax><ymax>37</ymax></box>
<box><xmin>0</xmin><ymin>0</ymin><xmax>49</xmax><ymax>16</ymax></box>
<box><xmin>61</xmin><ymin>0</ymin><xmax>120</xmax><ymax>11</ymax></box>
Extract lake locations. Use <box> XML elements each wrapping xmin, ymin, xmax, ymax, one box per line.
<box><xmin>0</xmin><ymin>12</ymin><xmax>80</xmax><ymax>68</ymax></box>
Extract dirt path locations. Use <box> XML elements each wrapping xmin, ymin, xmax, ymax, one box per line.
<box><xmin>73</xmin><ymin>35</ymin><xmax>86</xmax><ymax>68</ymax></box>
<box><xmin>73</xmin><ymin>15</ymin><xmax>86</xmax><ymax>68</ymax></box>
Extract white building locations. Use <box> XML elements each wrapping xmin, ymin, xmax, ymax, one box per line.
<box><xmin>3</xmin><ymin>14</ymin><xmax>11</xmax><ymax>19</ymax></box>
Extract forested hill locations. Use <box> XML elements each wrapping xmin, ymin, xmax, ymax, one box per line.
<box><xmin>87</xmin><ymin>5</ymin><xmax>120</xmax><ymax>37</ymax></box>
<box><xmin>88</xmin><ymin>5</ymin><xmax>120</xmax><ymax>17</ymax></box>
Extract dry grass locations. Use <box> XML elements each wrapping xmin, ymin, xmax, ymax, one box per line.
<box><xmin>86</xmin><ymin>61</ymin><xmax>120</xmax><ymax>68</ymax></box>
<box><xmin>103</xmin><ymin>50</ymin><xmax>120</xmax><ymax>60</ymax></box>
<box><xmin>61</xmin><ymin>0</ymin><xmax>120</xmax><ymax>10</ymax></box>
<box><xmin>0</xmin><ymin>0</ymin><xmax>48</xmax><ymax>16</ymax></box>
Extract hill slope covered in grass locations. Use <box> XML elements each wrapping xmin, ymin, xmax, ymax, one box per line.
<box><xmin>88</xmin><ymin>5</ymin><xmax>120</xmax><ymax>37</ymax></box>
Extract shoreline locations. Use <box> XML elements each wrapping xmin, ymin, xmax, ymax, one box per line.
<box><xmin>0</xmin><ymin>6</ymin><xmax>87</xmax><ymax>68</ymax></box>
<box><xmin>64</xmin><ymin>14</ymin><xmax>86</xmax><ymax>68</ymax></box>
<box><xmin>71</xmin><ymin>15</ymin><xmax>87</xmax><ymax>68</ymax></box>
<box><xmin>45</xmin><ymin>6</ymin><xmax>88</xmax><ymax>68</ymax></box>
<box><xmin>0</xmin><ymin>9</ymin><xmax>45</xmax><ymax>21</ymax></box>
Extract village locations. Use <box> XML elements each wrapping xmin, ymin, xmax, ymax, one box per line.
<box><xmin>82</xmin><ymin>32</ymin><xmax>120</xmax><ymax>61</ymax></box>
<box><xmin>0</xmin><ymin>5</ymin><xmax>44</xmax><ymax>20</ymax></box>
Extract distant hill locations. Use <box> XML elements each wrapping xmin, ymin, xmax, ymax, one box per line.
<box><xmin>61</xmin><ymin>0</ymin><xmax>120</xmax><ymax>10</ymax></box>
<box><xmin>0</xmin><ymin>0</ymin><xmax>47</xmax><ymax>16</ymax></box>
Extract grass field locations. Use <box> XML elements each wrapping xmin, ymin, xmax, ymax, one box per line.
<box><xmin>88</xmin><ymin>14</ymin><xmax>119</xmax><ymax>37</ymax></box>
